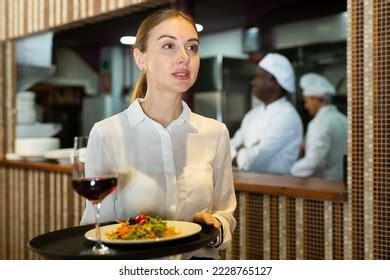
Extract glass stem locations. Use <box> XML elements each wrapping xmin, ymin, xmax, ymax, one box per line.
<box><xmin>93</xmin><ymin>201</ymin><xmax>103</xmax><ymax>247</ymax></box>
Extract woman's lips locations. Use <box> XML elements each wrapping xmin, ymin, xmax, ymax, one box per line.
<box><xmin>172</xmin><ymin>70</ymin><xmax>190</xmax><ymax>80</ymax></box>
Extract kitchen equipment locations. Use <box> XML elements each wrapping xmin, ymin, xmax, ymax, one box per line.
<box><xmin>15</xmin><ymin>137</ymin><xmax>60</xmax><ymax>161</ymax></box>
<box><xmin>16</xmin><ymin>91</ymin><xmax>37</xmax><ymax>124</ymax></box>
<box><xmin>16</xmin><ymin>123</ymin><xmax>62</xmax><ymax>138</ymax></box>
<box><xmin>16</xmin><ymin>90</ymin><xmax>63</xmax><ymax>138</ymax></box>
<box><xmin>191</xmin><ymin>56</ymin><xmax>257</xmax><ymax>136</ymax></box>
<box><xmin>44</xmin><ymin>148</ymin><xmax>73</xmax><ymax>165</ymax></box>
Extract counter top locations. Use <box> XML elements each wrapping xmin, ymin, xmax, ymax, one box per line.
<box><xmin>0</xmin><ymin>159</ymin><xmax>72</xmax><ymax>173</ymax></box>
<box><xmin>0</xmin><ymin>159</ymin><xmax>347</xmax><ymax>202</ymax></box>
<box><xmin>233</xmin><ymin>171</ymin><xmax>347</xmax><ymax>202</ymax></box>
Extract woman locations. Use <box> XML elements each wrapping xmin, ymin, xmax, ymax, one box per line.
<box><xmin>81</xmin><ymin>9</ymin><xmax>236</xmax><ymax>259</ymax></box>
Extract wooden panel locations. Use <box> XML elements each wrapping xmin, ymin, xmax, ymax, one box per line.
<box><xmin>349</xmin><ymin>0</ymin><xmax>365</xmax><ymax>260</ymax></box>
<box><xmin>285</xmin><ymin>197</ymin><xmax>296</xmax><ymax>259</ymax></box>
<box><xmin>270</xmin><ymin>196</ymin><xmax>279</xmax><ymax>259</ymax></box>
<box><xmin>0</xmin><ymin>42</ymin><xmax>4</xmax><ymax>157</ymax></box>
<box><xmin>0</xmin><ymin>0</ymin><xmax>174</xmax><ymax>41</ymax></box>
<box><xmin>245</xmin><ymin>193</ymin><xmax>263</xmax><ymax>259</ymax></box>
<box><xmin>372</xmin><ymin>0</ymin><xmax>390</xmax><ymax>260</ymax></box>
<box><xmin>0</xmin><ymin>160</ymin><xmax>72</xmax><ymax>173</ymax></box>
<box><xmin>303</xmin><ymin>200</ymin><xmax>325</xmax><ymax>259</ymax></box>
<box><xmin>0</xmin><ymin>166</ymin><xmax>84</xmax><ymax>259</ymax></box>
<box><xmin>333</xmin><ymin>202</ymin><xmax>344</xmax><ymax>259</ymax></box>
<box><xmin>0</xmin><ymin>41</ymin><xmax>15</xmax><ymax>159</ymax></box>
<box><xmin>233</xmin><ymin>171</ymin><xmax>347</xmax><ymax>202</ymax></box>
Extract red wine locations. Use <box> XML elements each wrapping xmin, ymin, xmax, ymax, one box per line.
<box><xmin>72</xmin><ymin>177</ymin><xmax>117</xmax><ymax>202</ymax></box>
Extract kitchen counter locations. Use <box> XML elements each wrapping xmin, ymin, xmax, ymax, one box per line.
<box><xmin>0</xmin><ymin>159</ymin><xmax>346</xmax><ymax>202</ymax></box>
<box><xmin>233</xmin><ymin>171</ymin><xmax>346</xmax><ymax>202</ymax></box>
<box><xmin>0</xmin><ymin>159</ymin><xmax>72</xmax><ymax>172</ymax></box>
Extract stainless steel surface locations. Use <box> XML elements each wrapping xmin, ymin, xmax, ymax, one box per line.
<box><xmin>192</xmin><ymin>56</ymin><xmax>256</xmax><ymax>136</ymax></box>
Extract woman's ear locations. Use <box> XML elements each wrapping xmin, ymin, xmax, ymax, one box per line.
<box><xmin>133</xmin><ymin>48</ymin><xmax>146</xmax><ymax>71</ymax></box>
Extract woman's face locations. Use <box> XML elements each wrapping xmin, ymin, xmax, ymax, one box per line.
<box><xmin>136</xmin><ymin>17</ymin><xmax>200</xmax><ymax>95</ymax></box>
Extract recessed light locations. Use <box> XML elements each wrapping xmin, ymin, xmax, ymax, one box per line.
<box><xmin>120</xmin><ymin>36</ymin><xmax>136</xmax><ymax>45</ymax></box>
<box><xmin>195</xmin><ymin>23</ymin><xmax>203</xmax><ymax>32</ymax></box>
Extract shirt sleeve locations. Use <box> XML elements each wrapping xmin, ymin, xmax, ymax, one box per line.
<box><xmin>211</xmin><ymin>126</ymin><xmax>237</xmax><ymax>250</ymax></box>
<box><xmin>291</xmin><ymin>120</ymin><xmax>331</xmax><ymax>177</ymax></box>
<box><xmin>80</xmin><ymin>124</ymin><xmax>117</xmax><ymax>225</ymax></box>
<box><xmin>236</xmin><ymin>112</ymin><xmax>301</xmax><ymax>171</ymax></box>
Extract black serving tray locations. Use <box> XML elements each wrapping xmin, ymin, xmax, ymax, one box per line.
<box><xmin>28</xmin><ymin>222</ymin><xmax>219</xmax><ymax>260</ymax></box>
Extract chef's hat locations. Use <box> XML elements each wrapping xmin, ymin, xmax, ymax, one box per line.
<box><xmin>258</xmin><ymin>53</ymin><xmax>295</xmax><ymax>93</ymax></box>
<box><xmin>300</xmin><ymin>73</ymin><xmax>336</xmax><ymax>97</ymax></box>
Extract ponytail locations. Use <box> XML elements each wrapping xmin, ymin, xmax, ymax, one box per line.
<box><xmin>131</xmin><ymin>72</ymin><xmax>147</xmax><ymax>102</ymax></box>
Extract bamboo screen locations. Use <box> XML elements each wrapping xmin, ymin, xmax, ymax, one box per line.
<box><xmin>0</xmin><ymin>41</ymin><xmax>15</xmax><ymax>158</ymax></box>
<box><xmin>372</xmin><ymin>0</ymin><xmax>390</xmax><ymax>259</ymax></box>
<box><xmin>245</xmin><ymin>193</ymin><xmax>263</xmax><ymax>259</ymax></box>
<box><xmin>348</xmin><ymin>0</ymin><xmax>365</xmax><ymax>259</ymax></box>
<box><xmin>269</xmin><ymin>196</ymin><xmax>279</xmax><ymax>259</ymax></box>
<box><xmin>229</xmin><ymin>191</ymin><xmax>241</xmax><ymax>260</ymax></box>
<box><xmin>348</xmin><ymin>0</ymin><xmax>390</xmax><ymax>259</ymax></box>
<box><xmin>0</xmin><ymin>166</ymin><xmax>83</xmax><ymax>260</ymax></box>
<box><xmin>332</xmin><ymin>202</ymin><xmax>344</xmax><ymax>259</ymax></box>
<box><xmin>303</xmin><ymin>200</ymin><xmax>325</xmax><ymax>259</ymax></box>
<box><xmin>285</xmin><ymin>197</ymin><xmax>296</xmax><ymax>259</ymax></box>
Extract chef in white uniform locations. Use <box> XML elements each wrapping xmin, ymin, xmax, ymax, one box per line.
<box><xmin>291</xmin><ymin>73</ymin><xmax>347</xmax><ymax>180</ymax></box>
<box><xmin>230</xmin><ymin>53</ymin><xmax>303</xmax><ymax>175</ymax></box>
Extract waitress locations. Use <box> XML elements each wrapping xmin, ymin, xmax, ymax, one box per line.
<box><xmin>80</xmin><ymin>9</ymin><xmax>236</xmax><ymax>259</ymax></box>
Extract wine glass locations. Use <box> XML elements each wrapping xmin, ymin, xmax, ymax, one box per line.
<box><xmin>72</xmin><ymin>136</ymin><xmax>117</xmax><ymax>255</ymax></box>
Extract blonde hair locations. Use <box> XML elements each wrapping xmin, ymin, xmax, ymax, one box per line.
<box><xmin>131</xmin><ymin>9</ymin><xmax>197</xmax><ymax>102</ymax></box>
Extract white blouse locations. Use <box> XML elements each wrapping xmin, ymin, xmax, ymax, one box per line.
<box><xmin>80</xmin><ymin>99</ymin><xmax>236</xmax><ymax>259</ymax></box>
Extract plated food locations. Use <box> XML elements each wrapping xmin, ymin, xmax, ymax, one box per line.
<box><xmin>106</xmin><ymin>215</ymin><xmax>178</xmax><ymax>240</ymax></box>
<box><xmin>84</xmin><ymin>215</ymin><xmax>203</xmax><ymax>244</ymax></box>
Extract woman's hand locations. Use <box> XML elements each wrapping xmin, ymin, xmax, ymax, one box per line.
<box><xmin>193</xmin><ymin>212</ymin><xmax>221</xmax><ymax>229</ymax></box>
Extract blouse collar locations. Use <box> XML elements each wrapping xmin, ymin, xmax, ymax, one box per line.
<box><xmin>126</xmin><ymin>98</ymin><xmax>197</xmax><ymax>130</ymax></box>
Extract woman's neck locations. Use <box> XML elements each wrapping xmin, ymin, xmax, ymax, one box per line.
<box><xmin>141</xmin><ymin>91</ymin><xmax>183</xmax><ymax>128</ymax></box>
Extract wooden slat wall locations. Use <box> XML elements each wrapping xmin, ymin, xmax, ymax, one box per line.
<box><xmin>0</xmin><ymin>0</ymin><xmax>174</xmax><ymax>41</ymax></box>
<box><xmin>0</xmin><ymin>166</ymin><xmax>83</xmax><ymax>259</ymax></box>
<box><xmin>345</xmin><ymin>0</ymin><xmax>390</xmax><ymax>260</ymax></box>
<box><xmin>0</xmin><ymin>41</ymin><xmax>15</xmax><ymax>157</ymax></box>
<box><xmin>371</xmin><ymin>0</ymin><xmax>390</xmax><ymax>259</ymax></box>
<box><xmin>229</xmin><ymin>192</ymin><xmax>347</xmax><ymax>260</ymax></box>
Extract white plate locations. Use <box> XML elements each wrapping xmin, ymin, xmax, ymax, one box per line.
<box><xmin>44</xmin><ymin>148</ymin><xmax>73</xmax><ymax>165</ymax></box>
<box><xmin>22</xmin><ymin>156</ymin><xmax>46</xmax><ymax>162</ymax></box>
<box><xmin>84</xmin><ymin>221</ymin><xmax>202</xmax><ymax>244</ymax></box>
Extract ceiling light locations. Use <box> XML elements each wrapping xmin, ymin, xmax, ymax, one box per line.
<box><xmin>120</xmin><ymin>36</ymin><xmax>136</xmax><ymax>45</ymax></box>
<box><xmin>195</xmin><ymin>24</ymin><xmax>203</xmax><ymax>32</ymax></box>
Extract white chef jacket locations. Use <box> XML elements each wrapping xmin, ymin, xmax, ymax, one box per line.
<box><xmin>80</xmin><ymin>99</ymin><xmax>236</xmax><ymax>259</ymax></box>
<box><xmin>291</xmin><ymin>105</ymin><xmax>347</xmax><ymax>180</ymax></box>
<box><xmin>230</xmin><ymin>97</ymin><xmax>303</xmax><ymax>175</ymax></box>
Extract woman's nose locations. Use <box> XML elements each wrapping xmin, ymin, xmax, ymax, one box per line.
<box><xmin>177</xmin><ymin>47</ymin><xmax>190</xmax><ymax>65</ymax></box>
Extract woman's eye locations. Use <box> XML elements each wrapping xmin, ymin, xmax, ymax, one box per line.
<box><xmin>163</xmin><ymin>43</ymin><xmax>174</xmax><ymax>49</ymax></box>
<box><xmin>187</xmin><ymin>44</ymin><xmax>199</xmax><ymax>53</ymax></box>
